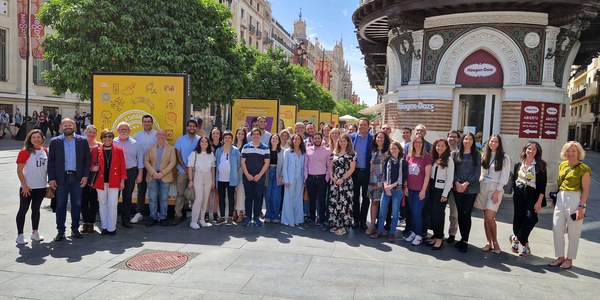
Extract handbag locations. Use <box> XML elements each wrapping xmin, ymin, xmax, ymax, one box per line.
<box><xmin>504</xmin><ymin>171</ymin><xmax>514</xmax><ymax>194</ymax></box>
<box><xmin>184</xmin><ymin>152</ymin><xmax>198</xmax><ymax>201</ymax></box>
<box><xmin>45</xmin><ymin>186</ymin><xmax>55</xmax><ymax>199</ymax></box>
<box><xmin>87</xmin><ymin>146</ymin><xmax>100</xmax><ymax>187</ymax></box>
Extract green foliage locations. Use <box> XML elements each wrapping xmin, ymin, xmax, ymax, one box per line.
<box><xmin>40</xmin><ymin>0</ymin><xmax>240</xmax><ymax>107</ymax></box>
<box><xmin>333</xmin><ymin>99</ymin><xmax>372</xmax><ymax>119</ymax></box>
<box><xmin>239</xmin><ymin>47</ymin><xmax>335</xmax><ymax>112</ymax></box>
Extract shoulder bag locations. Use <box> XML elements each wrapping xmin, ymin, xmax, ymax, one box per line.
<box><xmin>87</xmin><ymin>147</ymin><xmax>100</xmax><ymax>187</ymax></box>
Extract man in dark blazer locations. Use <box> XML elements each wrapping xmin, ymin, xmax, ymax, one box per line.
<box><xmin>349</xmin><ymin>118</ymin><xmax>373</xmax><ymax>230</ymax></box>
<box><xmin>48</xmin><ymin>118</ymin><xmax>91</xmax><ymax>241</ymax></box>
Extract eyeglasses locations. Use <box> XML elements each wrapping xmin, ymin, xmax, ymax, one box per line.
<box><xmin>101</xmin><ymin>135</ymin><xmax>114</xmax><ymax>139</ymax></box>
<box><xmin>226</xmin><ymin>153</ymin><xmax>229</xmax><ymax>160</ymax></box>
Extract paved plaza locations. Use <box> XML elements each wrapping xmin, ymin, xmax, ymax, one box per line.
<box><xmin>0</xmin><ymin>140</ymin><xmax>598</xmax><ymax>299</ymax></box>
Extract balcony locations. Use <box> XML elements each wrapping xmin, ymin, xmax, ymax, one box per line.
<box><xmin>256</xmin><ymin>30</ymin><xmax>262</xmax><ymax>39</ymax></box>
<box><xmin>572</xmin><ymin>88</ymin><xmax>586</xmax><ymax>101</ymax></box>
<box><xmin>249</xmin><ymin>24</ymin><xmax>256</xmax><ymax>34</ymax></box>
<box><xmin>262</xmin><ymin>36</ymin><xmax>271</xmax><ymax>45</ymax></box>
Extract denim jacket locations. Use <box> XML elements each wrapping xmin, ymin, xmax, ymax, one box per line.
<box><xmin>215</xmin><ymin>146</ymin><xmax>241</xmax><ymax>186</ymax></box>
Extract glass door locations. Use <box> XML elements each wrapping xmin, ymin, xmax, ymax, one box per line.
<box><xmin>452</xmin><ymin>89</ymin><xmax>501</xmax><ymax>138</ymax></box>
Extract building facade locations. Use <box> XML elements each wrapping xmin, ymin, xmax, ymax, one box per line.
<box><xmin>0</xmin><ymin>0</ymin><xmax>87</xmax><ymax>125</ymax></box>
<box><xmin>568</xmin><ymin>58</ymin><xmax>600</xmax><ymax>150</ymax></box>
<box><xmin>354</xmin><ymin>0</ymin><xmax>600</xmax><ymax>188</ymax></box>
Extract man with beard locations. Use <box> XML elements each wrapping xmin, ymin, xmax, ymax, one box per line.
<box><xmin>48</xmin><ymin>118</ymin><xmax>90</xmax><ymax>241</ymax></box>
<box><xmin>304</xmin><ymin>133</ymin><xmax>331</xmax><ymax>227</ymax></box>
<box><xmin>173</xmin><ymin>120</ymin><xmax>200</xmax><ymax>224</ymax></box>
<box><xmin>304</xmin><ymin>123</ymin><xmax>316</xmax><ymax>147</ymax></box>
<box><xmin>246</xmin><ymin>116</ymin><xmax>271</xmax><ymax>145</ymax></box>
<box><xmin>113</xmin><ymin>122</ymin><xmax>144</xmax><ymax>229</ymax></box>
<box><xmin>130</xmin><ymin>115</ymin><xmax>157</xmax><ymax>224</ymax></box>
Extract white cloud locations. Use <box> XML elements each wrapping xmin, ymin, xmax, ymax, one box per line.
<box><xmin>342</xmin><ymin>9</ymin><xmax>348</xmax><ymax>17</ymax></box>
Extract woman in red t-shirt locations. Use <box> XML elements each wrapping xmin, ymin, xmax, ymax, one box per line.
<box><xmin>15</xmin><ymin>129</ymin><xmax>48</xmax><ymax>245</ymax></box>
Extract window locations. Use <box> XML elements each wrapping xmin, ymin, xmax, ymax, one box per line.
<box><xmin>257</xmin><ymin>3</ymin><xmax>260</xmax><ymax>13</ymax></box>
<box><xmin>579</xmin><ymin>106</ymin><xmax>582</xmax><ymax>117</ymax></box>
<box><xmin>241</xmin><ymin>8</ymin><xmax>244</xmax><ymax>18</ymax></box>
<box><xmin>33</xmin><ymin>59</ymin><xmax>52</xmax><ymax>86</ymax></box>
<box><xmin>584</xmin><ymin>103</ymin><xmax>588</xmax><ymax>113</ymax></box>
<box><xmin>249</xmin><ymin>37</ymin><xmax>252</xmax><ymax>46</ymax></box>
<box><xmin>0</xmin><ymin>28</ymin><xmax>6</xmax><ymax>82</ymax></box>
<box><xmin>240</xmin><ymin>30</ymin><xmax>245</xmax><ymax>41</ymax></box>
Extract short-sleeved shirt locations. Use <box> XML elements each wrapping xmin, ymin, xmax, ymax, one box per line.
<box><xmin>406</xmin><ymin>155</ymin><xmax>432</xmax><ymax>191</ymax></box>
<box><xmin>241</xmin><ymin>142</ymin><xmax>269</xmax><ymax>176</ymax></box>
<box><xmin>187</xmin><ymin>151</ymin><xmax>215</xmax><ymax>173</ymax></box>
<box><xmin>16</xmin><ymin>148</ymin><xmax>48</xmax><ymax>189</ymax></box>
<box><xmin>175</xmin><ymin>134</ymin><xmax>200</xmax><ymax>173</ymax></box>
<box><xmin>558</xmin><ymin>161</ymin><xmax>591</xmax><ymax>192</ymax></box>
<box><xmin>113</xmin><ymin>137</ymin><xmax>144</xmax><ymax>169</ymax></box>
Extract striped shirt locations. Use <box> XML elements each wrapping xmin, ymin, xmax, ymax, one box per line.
<box><xmin>241</xmin><ymin>142</ymin><xmax>270</xmax><ymax>176</ymax></box>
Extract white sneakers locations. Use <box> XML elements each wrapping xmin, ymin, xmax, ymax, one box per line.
<box><xmin>190</xmin><ymin>222</ymin><xmax>200</xmax><ymax>230</ymax></box>
<box><xmin>31</xmin><ymin>232</ymin><xmax>44</xmax><ymax>242</ymax></box>
<box><xmin>199</xmin><ymin>220</ymin><xmax>211</xmax><ymax>228</ymax></box>
<box><xmin>411</xmin><ymin>235</ymin><xmax>423</xmax><ymax>246</ymax></box>
<box><xmin>131</xmin><ymin>213</ymin><xmax>143</xmax><ymax>224</ymax></box>
<box><xmin>16</xmin><ymin>234</ymin><xmax>27</xmax><ymax>245</ymax></box>
<box><xmin>16</xmin><ymin>232</ymin><xmax>44</xmax><ymax>245</ymax></box>
<box><xmin>405</xmin><ymin>232</ymin><xmax>416</xmax><ymax>242</ymax></box>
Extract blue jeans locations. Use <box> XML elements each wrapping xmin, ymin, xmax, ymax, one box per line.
<box><xmin>148</xmin><ymin>179</ymin><xmax>170</xmax><ymax>221</ymax></box>
<box><xmin>407</xmin><ymin>189</ymin><xmax>426</xmax><ymax>236</ymax></box>
<box><xmin>377</xmin><ymin>189</ymin><xmax>403</xmax><ymax>234</ymax></box>
<box><xmin>265</xmin><ymin>166</ymin><xmax>282</xmax><ymax>220</ymax></box>
<box><xmin>55</xmin><ymin>174</ymin><xmax>83</xmax><ymax>233</ymax></box>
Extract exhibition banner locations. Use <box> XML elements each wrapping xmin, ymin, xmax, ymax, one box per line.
<box><xmin>320</xmin><ymin>112</ymin><xmax>332</xmax><ymax>125</ymax></box>
<box><xmin>279</xmin><ymin>104</ymin><xmax>297</xmax><ymax>132</ymax></box>
<box><xmin>297</xmin><ymin>109</ymin><xmax>320</xmax><ymax>125</ymax></box>
<box><xmin>92</xmin><ymin>73</ymin><xmax>189</xmax><ymax>145</ymax></box>
<box><xmin>332</xmin><ymin>114</ymin><xmax>339</xmax><ymax>128</ymax></box>
<box><xmin>231</xmin><ymin>98</ymin><xmax>279</xmax><ymax>133</ymax></box>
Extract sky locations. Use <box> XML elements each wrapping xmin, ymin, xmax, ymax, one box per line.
<box><xmin>269</xmin><ymin>0</ymin><xmax>377</xmax><ymax>106</ymax></box>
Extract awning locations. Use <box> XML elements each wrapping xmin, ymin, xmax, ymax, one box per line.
<box><xmin>339</xmin><ymin>114</ymin><xmax>359</xmax><ymax>121</ymax></box>
<box><xmin>359</xmin><ymin>102</ymin><xmax>384</xmax><ymax>115</ymax></box>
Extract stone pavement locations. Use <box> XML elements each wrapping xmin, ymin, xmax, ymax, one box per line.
<box><xmin>0</xmin><ymin>144</ymin><xmax>598</xmax><ymax>299</ymax></box>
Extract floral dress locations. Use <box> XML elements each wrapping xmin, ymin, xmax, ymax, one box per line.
<box><xmin>329</xmin><ymin>152</ymin><xmax>355</xmax><ymax>228</ymax></box>
<box><xmin>368</xmin><ymin>150</ymin><xmax>388</xmax><ymax>201</ymax></box>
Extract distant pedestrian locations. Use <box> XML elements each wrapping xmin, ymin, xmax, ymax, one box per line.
<box><xmin>15</xmin><ymin>129</ymin><xmax>48</xmax><ymax>245</ymax></box>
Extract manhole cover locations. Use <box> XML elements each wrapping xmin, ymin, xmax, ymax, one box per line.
<box><xmin>112</xmin><ymin>249</ymin><xmax>199</xmax><ymax>274</ymax></box>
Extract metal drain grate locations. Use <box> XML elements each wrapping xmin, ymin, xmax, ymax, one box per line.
<box><xmin>112</xmin><ymin>249</ymin><xmax>199</xmax><ymax>274</ymax></box>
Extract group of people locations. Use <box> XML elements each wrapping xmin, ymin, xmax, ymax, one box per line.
<box><xmin>14</xmin><ymin>116</ymin><xmax>590</xmax><ymax>269</ymax></box>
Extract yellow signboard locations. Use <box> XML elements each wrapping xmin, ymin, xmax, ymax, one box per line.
<box><xmin>332</xmin><ymin>114</ymin><xmax>340</xmax><ymax>128</ymax></box>
<box><xmin>231</xmin><ymin>98</ymin><xmax>279</xmax><ymax>133</ymax></box>
<box><xmin>320</xmin><ymin>112</ymin><xmax>332</xmax><ymax>126</ymax></box>
<box><xmin>92</xmin><ymin>73</ymin><xmax>189</xmax><ymax>145</ymax></box>
<box><xmin>297</xmin><ymin>109</ymin><xmax>320</xmax><ymax>125</ymax></box>
<box><xmin>279</xmin><ymin>104</ymin><xmax>297</xmax><ymax>132</ymax></box>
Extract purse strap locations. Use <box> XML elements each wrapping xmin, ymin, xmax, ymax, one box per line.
<box><xmin>558</xmin><ymin>162</ymin><xmax>581</xmax><ymax>188</ymax></box>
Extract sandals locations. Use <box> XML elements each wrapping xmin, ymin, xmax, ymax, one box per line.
<box><xmin>334</xmin><ymin>228</ymin><xmax>347</xmax><ymax>236</ymax></box>
<box><xmin>493</xmin><ymin>242</ymin><xmax>502</xmax><ymax>254</ymax></box>
<box><xmin>329</xmin><ymin>227</ymin><xmax>339</xmax><ymax>233</ymax></box>
<box><xmin>481</xmin><ymin>244</ymin><xmax>492</xmax><ymax>252</ymax></box>
<box><xmin>548</xmin><ymin>258</ymin><xmax>565</xmax><ymax>267</ymax></box>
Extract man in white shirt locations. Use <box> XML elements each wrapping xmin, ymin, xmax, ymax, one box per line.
<box><xmin>130</xmin><ymin>115</ymin><xmax>157</xmax><ymax>224</ymax></box>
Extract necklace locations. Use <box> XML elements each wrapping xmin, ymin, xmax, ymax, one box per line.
<box><xmin>103</xmin><ymin>148</ymin><xmax>112</xmax><ymax>167</ymax></box>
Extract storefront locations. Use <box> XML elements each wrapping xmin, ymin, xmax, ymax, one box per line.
<box><xmin>354</xmin><ymin>1</ymin><xmax>600</xmax><ymax>188</ymax></box>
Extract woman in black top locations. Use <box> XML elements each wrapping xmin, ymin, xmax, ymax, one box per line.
<box><xmin>210</xmin><ymin>127</ymin><xmax>223</xmax><ymax>222</ymax></box>
<box><xmin>510</xmin><ymin>141</ymin><xmax>547</xmax><ymax>256</ymax></box>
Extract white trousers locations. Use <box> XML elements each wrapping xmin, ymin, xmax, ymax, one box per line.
<box><xmin>191</xmin><ymin>171</ymin><xmax>212</xmax><ymax>223</ymax></box>
<box><xmin>97</xmin><ymin>183</ymin><xmax>119</xmax><ymax>232</ymax></box>
<box><xmin>235</xmin><ymin>169</ymin><xmax>245</xmax><ymax>212</ymax></box>
<box><xmin>553</xmin><ymin>190</ymin><xmax>584</xmax><ymax>259</ymax></box>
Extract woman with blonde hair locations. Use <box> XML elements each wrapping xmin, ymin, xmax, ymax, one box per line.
<box><xmin>81</xmin><ymin>125</ymin><xmax>101</xmax><ymax>233</ymax></box>
<box><xmin>549</xmin><ymin>141</ymin><xmax>590</xmax><ymax>269</ymax></box>
<box><xmin>329</xmin><ymin>128</ymin><xmax>341</xmax><ymax>151</ymax></box>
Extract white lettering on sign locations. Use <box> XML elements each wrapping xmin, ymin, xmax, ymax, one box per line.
<box><xmin>397</xmin><ymin>102</ymin><xmax>435</xmax><ymax>111</ymax></box>
<box><xmin>524</xmin><ymin>106</ymin><xmax>540</xmax><ymax>114</ymax></box>
<box><xmin>464</xmin><ymin>63</ymin><xmax>497</xmax><ymax>77</ymax></box>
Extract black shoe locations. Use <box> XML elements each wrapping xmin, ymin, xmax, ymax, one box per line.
<box><xmin>160</xmin><ymin>219</ymin><xmax>168</xmax><ymax>226</ymax></box>
<box><xmin>54</xmin><ymin>232</ymin><xmax>65</xmax><ymax>242</ymax></box>
<box><xmin>121</xmin><ymin>221</ymin><xmax>133</xmax><ymax>228</ymax></box>
<box><xmin>108</xmin><ymin>230</ymin><xmax>116</xmax><ymax>236</ymax></box>
<box><xmin>447</xmin><ymin>235</ymin><xmax>455</xmax><ymax>244</ymax></box>
<box><xmin>402</xmin><ymin>228</ymin><xmax>411</xmax><ymax>235</ymax></box>
<box><xmin>454</xmin><ymin>240</ymin><xmax>464</xmax><ymax>248</ymax></box>
<box><xmin>101</xmin><ymin>229</ymin><xmax>108</xmax><ymax>236</ymax></box>
<box><xmin>458</xmin><ymin>241</ymin><xmax>468</xmax><ymax>252</ymax></box>
<box><xmin>360</xmin><ymin>222</ymin><xmax>368</xmax><ymax>230</ymax></box>
<box><xmin>146</xmin><ymin>219</ymin><xmax>158</xmax><ymax>227</ymax></box>
<box><xmin>71</xmin><ymin>230</ymin><xmax>83</xmax><ymax>239</ymax></box>
<box><xmin>352</xmin><ymin>223</ymin><xmax>360</xmax><ymax>229</ymax></box>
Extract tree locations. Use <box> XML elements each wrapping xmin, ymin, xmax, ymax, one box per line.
<box><xmin>239</xmin><ymin>47</ymin><xmax>336</xmax><ymax>112</ymax></box>
<box><xmin>40</xmin><ymin>0</ymin><xmax>241</xmax><ymax>108</ymax></box>
<box><xmin>333</xmin><ymin>99</ymin><xmax>372</xmax><ymax>119</ymax></box>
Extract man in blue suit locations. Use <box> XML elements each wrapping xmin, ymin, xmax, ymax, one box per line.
<box><xmin>349</xmin><ymin>118</ymin><xmax>373</xmax><ymax>230</ymax></box>
<box><xmin>48</xmin><ymin>118</ymin><xmax>91</xmax><ymax>241</ymax></box>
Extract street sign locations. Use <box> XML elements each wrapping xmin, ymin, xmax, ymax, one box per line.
<box><xmin>541</xmin><ymin>103</ymin><xmax>560</xmax><ymax>139</ymax></box>
<box><xmin>519</xmin><ymin>101</ymin><xmax>542</xmax><ymax>139</ymax></box>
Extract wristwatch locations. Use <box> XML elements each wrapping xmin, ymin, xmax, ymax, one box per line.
<box><xmin>579</xmin><ymin>204</ymin><xmax>587</xmax><ymax>209</ymax></box>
